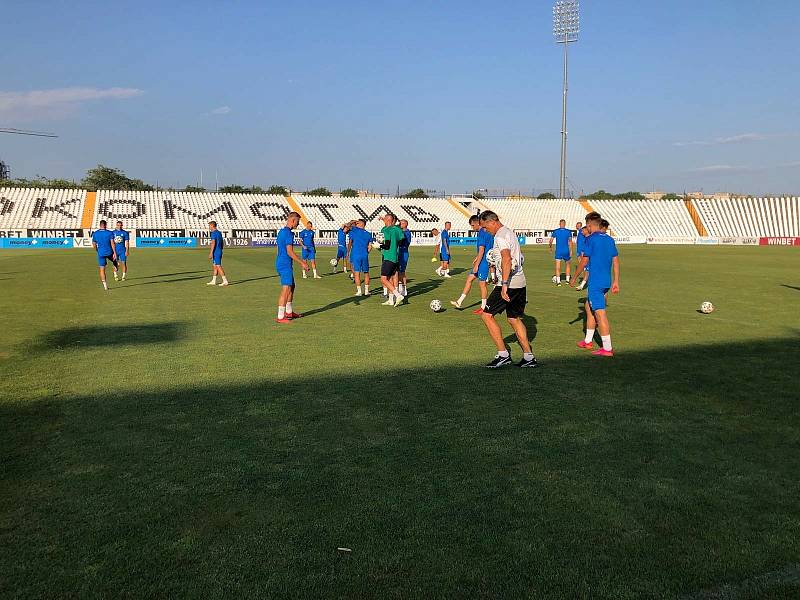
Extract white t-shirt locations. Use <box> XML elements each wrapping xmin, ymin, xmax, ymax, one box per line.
<box><xmin>493</xmin><ymin>225</ymin><xmax>526</xmax><ymax>288</ymax></box>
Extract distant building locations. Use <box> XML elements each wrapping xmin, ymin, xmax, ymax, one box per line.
<box><xmin>643</xmin><ymin>191</ymin><xmax>666</xmax><ymax>201</ymax></box>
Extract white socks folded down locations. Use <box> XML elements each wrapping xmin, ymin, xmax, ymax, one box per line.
<box><xmin>585</xmin><ymin>328</ymin><xmax>612</xmax><ymax>350</ymax></box>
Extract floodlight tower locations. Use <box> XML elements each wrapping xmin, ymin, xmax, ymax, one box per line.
<box><xmin>553</xmin><ymin>0</ymin><xmax>579</xmax><ymax>199</ymax></box>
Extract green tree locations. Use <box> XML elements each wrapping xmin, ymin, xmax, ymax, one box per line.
<box><xmin>307</xmin><ymin>187</ymin><xmax>332</xmax><ymax>196</ymax></box>
<box><xmin>81</xmin><ymin>165</ymin><xmax>153</xmax><ymax>191</ymax></box>
<box><xmin>267</xmin><ymin>185</ymin><xmax>289</xmax><ymax>196</ymax></box>
<box><xmin>340</xmin><ymin>188</ymin><xmax>359</xmax><ymax>198</ymax></box>
<box><xmin>586</xmin><ymin>189</ymin><xmax>615</xmax><ymax>200</ymax></box>
<box><xmin>183</xmin><ymin>185</ymin><xmax>207</xmax><ymax>192</ymax></box>
<box><xmin>663</xmin><ymin>193</ymin><xmax>682</xmax><ymax>200</ymax></box>
<box><xmin>248</xmin><ymin>186</ymin><xmax>265</xmax><ymax>194</ymax></box>
<box><xmin>537</xmin><ymin>192</ymin><xmax>556</xmax><ymax>199</ymax></box>
<box><xmin>614</xmin><ymin>191</ymin><xmax>645</xmax><ymax>200</ymax></box>
<box><xmin>402</xmin><ymin>188</ymin><xmax>428</xmax><ymax>199</ymax></box>
<box><xmin>472</xmin><ymin>191</ymin><xmax>486</xmax><ymax>200</ymax></box>
<box><xmin>219</xmin><ymin>185</ymin><xmax>248</xmax><ymax>193</ymax></box>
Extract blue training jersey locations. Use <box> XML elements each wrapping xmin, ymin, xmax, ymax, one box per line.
<box><xmin>576</xmin><ymin>231</ymin><xmax>587</xmax><ymax>255</ymax></box>
<box><xmin>210</xmin><ymin>230</ymin><xmax>224</xmax><ymax>253</ymax></box>
<box><xmin>440</xmin><ymin>230</ymin><xmax>450</xmax><ymax>251</ymax></box>
<box><xmin>91</xmin><ymin>229</ymin><xmax>115</xmax><ymax>256</ymax></box>
<box><xmin>112</xmin><ymin>229</ymin><xmax>129</xmax><ymax>254</ymax></box>
<box><xmin>477</xmin><ymin>228</ymin><xmax>493</xmax><ymax>266</ymax></box>
<box><xmin>299</xmin><ymin>228</ymin><xmax>315</xmax><ymax>249</ymax></box>
<box><xmin>276</xmin><ymin>227</ymin><xmax>294</xmax><ymax>269</ymax></box>
<box><xmin>399</xmin><ymin>229</ymin><xmax>411</xmax><ymax>256</ymax></box>
<box><xmin>551</xmin><ymin>227</ymin><xmax>572</xmax><ymax>252</ymax></box>
<box><xmin>349</xmin><ymin>227</ymin><xmax>372</xmax><ymax>258</ymax></box>
<box><xmin>583</xmin><ymin>232</ymin><xmax>618</xmax><ymax>289</ymax></box>
<box><xmin>337</xmin><ymin>229</ymin><xmax>347</xmax><ymax>247</ymax></box>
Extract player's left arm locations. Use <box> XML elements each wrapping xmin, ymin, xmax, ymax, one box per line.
<box><xmin>286</xmin><ymin>243</ymin><xmax>306</xmax><ymax>269</ymax></box>
<box><xmin>611</xmin><ymin>256</ymin><xmax>620</xmax><ymax>294</ymax></box>
<box><xmin>208</xmin><ymin>238</ymin><xmax>216</xmax><ymax>259</ymax></box>
<box><xmin>125</xmin><ymin>233</ymin><xmax>130</xmax><ymax>254</ymax></box>
<box><xmin>500</xmin><ymin>249</ymin><xmax>512</xmax><ymax>301</ymax></box>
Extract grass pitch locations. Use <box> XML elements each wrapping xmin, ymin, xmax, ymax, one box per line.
<box><xmin>1</xmin><ymin>245</ymin><xmax>799</xmax><ymax>598</ymax></box>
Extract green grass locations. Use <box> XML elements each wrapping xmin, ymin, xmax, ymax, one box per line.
<box><xmin>1</xmin><ymin>245</ymin><xmax>799</xmax><ymax>599</ymax></box>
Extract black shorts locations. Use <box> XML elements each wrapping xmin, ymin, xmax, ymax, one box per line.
<box><xmin>381</xmin><ymin>260</ymin><xmax>399</xmax><ymax>278</ymax></box>
<box><xmin>485</xmin><ymin>286</ymin><xmax>526</xmax><ymax>319</ymax></box>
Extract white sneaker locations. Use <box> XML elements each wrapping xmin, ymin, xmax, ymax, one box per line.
<box><xmin>443</xmin><ymin>273</ymin><xmax>452</xmax><ymax>278</ymax></box>
<box><xmin>113</xmin><ymin>274</ymin><xmax>118</xmax><ymax>281</ymax></box>
<box><xmin>302</xmin><ymin>272</ymin><xmax>307</xmax><ymax>279</ymax></box>
<box><xmin>206</xmin><ymin>281</ymin><xmax>217</xmax><ymax>286</ymax></box>
<box><xmin>381</xmin><ymin>298</ymin><xmax>395</xmax><ymax>306</ymax></box>
<box><xmin>314</xmin><ymin>275</ymin><xmax>322</xmax><ymax>279</ymax></box>
<box><xmin>450</xmin><ymin>300</ymin><xmax>461</xmax><ymax>308</ymax></box>
<box><xmin>219</xmin><ymin>281</ymin><xmax>229</xmax><ymax>287</ymax></box>
<box><xmin>435</xmin><ymin>268</ymin><xmax>442</xmax><ymax>276</ymax></box>
<box><xmin>355</xmin><ymin>290</ymin><xmax>363</xmax><ymax>297</ymax></box>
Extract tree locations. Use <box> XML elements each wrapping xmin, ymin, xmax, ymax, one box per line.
<box><xmin>81</xmin><ymin>165</ymin><xmax>153</xmax><ymax>191</ymax></box>
<box><xmin>183</xmin><ymin>185</ymin><xmax>207</xmax><ymax>192</ymax></box>
<box><xmin>537</xmin><ymin>192</ymin><xmax>556</xmax><ymax>199</ymax></box>
<box><xmin>340</xmin><ymin>188</ymin><xmax>359</xmax><ymax>198</ymax></box>
<box><xmin>663</xmin><ymin>193</ymin><xmax>682</xmax><ymax>200</ymax></box>
<box><xmin>306</xmin><ymin>187</ymin><xmax>332</xmax><ymax>196</ymax></box>
<box><xmin>402</xmin><ymin>188</ymin><xmax>428</xmax><ymax>198</ymax></box>
<box><xmin>472</xmin><ymin>191</ymin><xmax>486</xmax><ymax>200</ymax></box>
<box><xmin>219</xmin><ymin>185</ymin><xmax>248</xmax><ymax>193</ymax></box>
<box><xmin>267</xmin><ymin>185</ymin><xmax>289</xmax><ymax>196</ymax></box>
<box><xmin>585</xmin><ymin>189</ymin><xmax>615</xmax><ymax>200</ymax></box>
<box><xmin>248</xmin><ymin>185</ymin><xmax>265</xmax><ymax>194</ymax></box>
<box><xmin>614</xmin><ymin>191</ymin><xmax>645</xmax><ymax>200</ymax></box>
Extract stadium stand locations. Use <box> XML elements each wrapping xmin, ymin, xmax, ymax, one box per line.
<box><xmin>588</xmin><ymin>199</ymin><xmax>698</xmax><ymax>238</ymax></box>
<box><xmin>0</xmin><ymin>188</ymin><xmax>87</xmax><ymax>231</ymax></box>
<box><xmin>295</xmin><ymin>195</ymin><xmax>472</xmax><ymax>231</ymax></box>
<box><xmin>692</xmin><ymin>197</ymin><xmax>799</xmax><ymax>238</ymax></box>
<box><xmin>477</xmin><ymin>199</ymin><xmax>585</xmax><ymax>231</ymax></box>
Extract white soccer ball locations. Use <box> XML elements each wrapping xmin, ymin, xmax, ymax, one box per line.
<box><xmin>429</xmin><ymin>299</ymin><xmax>442</xmax><ymax>312</ymax></box>
<box><xmin>700</xmin><ymin>301</ymin><xmax>715</xmax><ymax>314</ymax></box>
<box><xmin>329</xmin><ymin>258</ymin><xmax>338</xmax><ymax>267</ymax></box>
<box><xmin>551</xmin><ymin>275</ymin><xmax>559</xmax><ymax>284</ymax></box>
<box><xmin>375</xmin><ymin>231</ymin><xmax>385</xmax><ymax>244</ymax></box>
<box><xmin>486</xmin><ymin>248</ymin><xmax>501</xmax><ymax>268</ymax></box>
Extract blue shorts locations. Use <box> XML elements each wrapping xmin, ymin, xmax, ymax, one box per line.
<box><xmin>588</xmin><ymin>287</ymin><xmax>610</xmax><ymax>311</ymax></box>
<box><xmin>475</xmin><ymin>262</ymin><xmax>490</xmax><ymax>282</ymax></box>
<box><xmin>555</xmin><ymin>251</ymin><xmax>571</xmax><ymax>261</ymax></box>
<box><xmin>97</xmin><ymin>254</ymin><xmax>116</xmax><ymax>267</ymax></box>
<box><xmin>398</xmin><ymin>254</ymin><xmax>409</xmax><ymax>273</ymax></box>
<box><xmin>301</xmin><ymin>248</ymin><xmax>316</xmax><ymax>260</ymax></box>
<box><xmin>116</xmin><ymin>252</ymin><xmax>127</xmax><ymax>263</ymax></box>
<box><xmin>336</xmin><ymin>246</ymin><xmax>347</xmax><ymax>259</ymax></box>
<box><xmin>351</xmin><ymin>256</ymin><xmax>369</xmax><ymax>273</ymax></box>
<box><xmin>440</xmin><ymin>252</ymin><xmax>450</xmax><ymax>262</ymax></box>
<box><xmin>278</xmin><ymin>267</ymin><xmax>294</xmax><ymax>286</ymax></box>
<box><xmin>212</xmin><ymin>252</ymin><xmax>223</xmax><ymax>266</ymax></box>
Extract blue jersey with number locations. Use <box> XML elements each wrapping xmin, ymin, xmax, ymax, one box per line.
<box><xmin>583</xmin><ymin>232</ymin><xmax>618</xmax><ymax>289</ymax></box>
<box><xmin>276</xmin><ymin>227</ymin><xmax>294</xmax><ymax>270</ymax></box>
<box><xmin>551</xmin><ymin>227</ymin><xmax>572</xmax><ymax>253</ymax></box>
<box><xmin>299</xmin><ymin>228</ymin><xmax>315</xmax><ymax>249</ymax></box>
<box><xmin>91</xmin><ymin>229</ymin><xmax>114</xmax><ymax>256</ymax></box>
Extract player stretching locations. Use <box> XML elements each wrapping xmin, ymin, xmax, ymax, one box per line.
<box><xmin>549</xmin><ymin>219</ymin><xmax>573</xmax><ymax>285</ymax></box>
<box><xmin>436</xmin><ymin>222</ymin><xmax>452</xmax><ymax>277</ymax></box>
<box><xmin>479</xmin><ymin>211</ymin><xmax>537</xmax><ymax>368</ymax></box>
<box><xmin>91</xmin><ymin>220</ymin><xmax>117</xmax><ymax>290</ymax></box>
<box><xmin>451</xmin><ymin>215</ymin><xmax>493</xmax><ymax>313</ymax></box>
<box><xmin>299</xmin><ymin>221</ymin><xmax>321</xmax><ymax>279</ymax></box>
<box><xmin>206</xmin><ymin>221</ymin><xmax>229</xmax><ymax>286</ymax></box>
<box><xmin>570</xmin><ymin>214</ymin><xmax>619</xmax><ymax>356</ymax></box>
<box><xmin>275</xmin><ymin>212</ymin><xmax>307</xmax><ymax>323</ymax></box>
<box><xmin>333</xmin><ymin>222</ymin><xmax>351</xmax><ymax>274</ymax></box>
<box><xmin>379</xmin><ymin>213</ymin><xmax>405</xmax><ymax>307</ymax></box>
<box><xmin>397</xmin><ymin>219</ymin><xmax>412</xmax><ymax>296</ymax></box>
<box><xmin>348</xmin><ymin>219</ymin><xmax>373</xmax><ymax>296</ymax></box>
<box><xmin>111</xmin><ymin>221</ymin><xmax>130</xmax><ymax>281</ymax></box>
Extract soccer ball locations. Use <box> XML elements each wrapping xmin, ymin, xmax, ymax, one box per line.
<box><xmin>700</xmin><ymin>301</ymin><xmax>715</xmax><ymax>314</ymax></box>
<box><xmin>486</xmin><ymin>248</ymin><xmax>501</xmax><ymax>268</ymax></box>
<box><xmin>429</xmin><ymin>299</ymin><xmax>442</xmax><ymax>312</ymax></box>
<box><xmin>551</xmin><ymin>275</ymin><xmax>559</xmax><ymax>284</ymax></box>
<box><xmin>329</xmin><ymin>258</ymin><xmax>337</xmax><ymax>267</ymax></box>
<box><xmin>374</xmin><ymin>231</ymin><xmax>385</xmax><ymax>244</ymax></box>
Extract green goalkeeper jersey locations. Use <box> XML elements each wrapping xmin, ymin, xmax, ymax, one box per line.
<box><xmin>380</xmin><ymin>225</ymin><xmax>404</xmax><ymax>263</ymax></box>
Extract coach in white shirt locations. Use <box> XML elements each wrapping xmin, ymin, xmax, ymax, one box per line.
<box><xmin>478</xmin><ymin>211</ymin><xmax>538</xmax><ymax>369</ymax></box>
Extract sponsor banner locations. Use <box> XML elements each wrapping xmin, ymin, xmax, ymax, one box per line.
<box><xmin>759</xmin><ymin>237</ymin><xmax>800</xmax><ymax>246</ymax></box>
<box><xmin>136</xmin><ymin>229</ymin><xmax>186</xmax><ymax>238</ymax></box>
<box><xmin>739</xmin><ymin>237</ymin><xmax>760</xmax><ymax>245</ymax></box>
<box><xmin>232</xmin><ymin>229</ymin><xmax>278</xmax><ymax>238</ymax></box>
<box><xmin>0</xmin><ymin>229</ymin><xmax>26</xmax><ymax>237</ymax></box>
<box><xmin>448</xmin><ymin>236</ymin><xmax>478</xmax><ymax>246</ymax></box>
<box><xmin>0</xmin><ymin>237</ymin><xmax>72</xmax><ymax>249</ymax></box>
<box><xmin>71</xmin><ymin>229</ymin><xmax>138</xmax><ymax>248</ymax></box>
<box><xmin>197</xmin><ymin>237</ymin><xmax>251</xmax><ymax>248</ymax></box>
<box><xmin>646</xmin><ymin>237</ymin><xmax>696</xmax><ymax>245</ymax></box>
<box><xmin>26</xmin><ymin>228</ymin><xmax>83</xmax><ymax>237</ymax></box>
<box><xmin>250</xmin><ymin>238</ymin><xmax>278</xmax><ymax>248</ymax></box>
<box><xmin>719</xmin><ymin>237</ymin><xmax>739</xmax><ymax>245</ymax></box>
<box><xmin>515</xmin><ymin>230</ymin><xmax>546</xmax><ymax>239</ymax></box>
<box><xmin>136</xmin><ymin>237</ymin><xmax>197</xmax><ymax>247</ymax></box>
<box><xmin>695</xmin><ymin>237</ymin><xmax>719</xmax><ymax>245</ymax></box>
<box><xmin>613</xmin><ymin>236</ymin><xmax>647</xmax><ymax>244</ymax></box>
<box><xmin>410</xmin><ymin>237</ymin><xmax>437</xmax><ymax>246</ymax></box>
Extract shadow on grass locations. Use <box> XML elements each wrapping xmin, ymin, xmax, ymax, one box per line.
<box><xmin>781</xmin><ymin>284</ymin><xmax>800</xmax><ymax>292</ymax></box>
<box><xmin>502</xmin><ymin>314</ymin><xmax>539</xmax><ymax>344</ymax></box>
<box><xmin>122</xmin><ymin>275</ymin><xmax>209</xmax><ymax>287</ymax></box>
<box><xmin>129</xmin><ymin>270</ymin><xmax>206</xmax><ymax>280</ymax></box>
<box><xmin>33</xmin><ymin>322</ymin><xmax>190</xmax><ymax>350</ymax></box>
<box><xmin>2</xmin><ymin>337</ymin><xmax>799</xmax><ymax>598</ymax></box>
<box><xmin>229</xmin><ymin>275</ymin><xmax>277</xmax><ymax>286</ymax></box>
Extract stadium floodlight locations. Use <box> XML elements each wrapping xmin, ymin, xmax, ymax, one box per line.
<box><xmin>553</xmin><ymin>0</ymin><xmax>579</xmax><ymax>199</ymax></box>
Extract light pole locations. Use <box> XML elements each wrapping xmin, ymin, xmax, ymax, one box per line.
<box><xmin>553</xmin><ymin>0</ymin><xmax>579</xmax><ymax>199</ymax></box>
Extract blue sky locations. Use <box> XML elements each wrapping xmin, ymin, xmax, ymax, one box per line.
<box><xmin>2</xmin><ymin>0</ymin><xmax>799</xmax><ymax>195</ymax></box>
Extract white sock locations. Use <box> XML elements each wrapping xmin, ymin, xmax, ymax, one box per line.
<box><xmin>211</xmin><ymin>276</ymin><xmax>217</xmax><ymax>283</ymax></box>
<box><xmin>121</xmin><ymin>272</ymin><xmax>126</xmax><ymax>279</ymax></box>
<box><xmin>498</xmin><ymin>350</ymin><xmax>509</xmax><ymax>358</ymax></box>
<box><xmin>222</xmin><ymin>277</ymin><xmax>228</xmax><ymax>284</ymax></box>
<box><xmin>457</xmin><ymin>293</ymin><xmax>466</xmax><ymax>305</ymax></box>
<box><xmin>102</xmin><ymin>281</ymin><xmax>108</xmax><ymax>290</ymax></box>
<box><xmin>584</xmin><ymin>329</ymin><xmax>595</xmax><ymax>344</ymax></box>
<box><xmin>286</xmin><ymin>302</ymin><xmax>293</xmax><ymax>315</ymax></box>
<box><xmin>313</xmin><ymin>269</ymin><xmax>318</xmax><ymax>276</ymax></box>
<box><xmin>566</xmin><ymin>275</ymin><xmax>571</xmax><ymax>282</ymax></box>
<box><xmin>601</xmin><ymin>335</ymin><xmax>612</xmax><ymax>351</ymax></box>
<box><xmin>481</xmin><ymin>298</ymin><xmax>487</xmax><ymax>309</ymax></box>
<box><xmin>365</xmin><ymin>285</ymin><xmax>370</xmax><ymax>293</ymax></box>
<box><xmin>523</xmin><ymin>352</ymin><xmax>534</xmax><ymax>361</ymax></box>
<box><xmin>394</xmin><ymin>290</ymin><xmax>403</xmax><ymax>301</ymax></box>
<box><xmin>383</xmin><ymin>286</ymin><xmax>388</xmax><ymax>295</ymax></box>
<box><xmin>278</xmin><ymin>306</ymin><xmax>286</xmax><ymax>319</ymax></box>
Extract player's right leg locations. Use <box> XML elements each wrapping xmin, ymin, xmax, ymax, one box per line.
<box><xmin>480</xmin><ymin>287</ymin><xmax>512</xmax><ymax>368</ymax></box>
<box><xmin>578</xmin><ymin>296</ymin><xmax>599</xmax><ymax>349</ymax></box>
<box><xmin>589</xmin><ymin>289</ymin><xmax>613</xmax><ymax>356</ymax></box>
<box><xmin>451</xmin><ymin>274</ymin><xmax>476</xmax><ymax>309</ymax></box>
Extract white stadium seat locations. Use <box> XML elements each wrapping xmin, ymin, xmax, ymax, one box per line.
<box><xmin>0</xmin><ymin>188</ymin><xmax>87</xmax><ymax>231</ymax></box>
